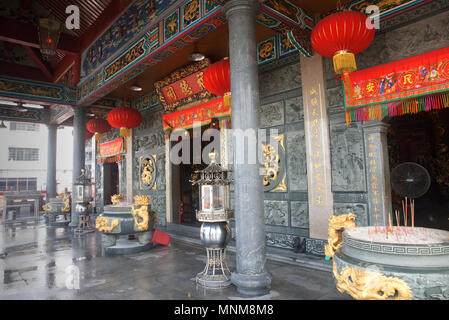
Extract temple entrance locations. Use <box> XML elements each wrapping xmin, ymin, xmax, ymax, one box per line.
<box><xmin>387</xmin><ymin>109</ymin><xmax>449</xmax><ymax>231</ymax></box>
<box><xmin>173</xmin><ymin>123</ymin><xmax>220</xmax><ymax>227</ymax></box>
<box><xmin>103</xmin><ymin>162</ymin><xmax>119</xmax><ymax>205</ymax></box>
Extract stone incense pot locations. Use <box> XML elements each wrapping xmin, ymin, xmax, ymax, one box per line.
<box><xmin>95</xmin><ymin>195</ymin><xmax>156</xmax><ymax>255</ymax></box>
<box><xmin>326</xmin><ymin>213</ymin><xmax>449</xmax><ymax>300</ymax></box>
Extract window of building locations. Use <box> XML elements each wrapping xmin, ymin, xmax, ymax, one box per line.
<box><xmin>0</xmin><ymin>178</ymin><xmax>37</xmax><ymax>191</ymax></box>
<box><xmin>9</xmin><ymin>122</ymin><xmax>40</xmax><ymax>132</ymax></box>
<box><xmin>8</xmin><ymin>148</ymin><xmax>39</xmax><ymax>161</ymax></box>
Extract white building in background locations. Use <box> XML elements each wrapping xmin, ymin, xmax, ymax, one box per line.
<box><xmin>0</xmin><ymin>121</ymin><xmax>73</xmax><ymax>193</ymax></box>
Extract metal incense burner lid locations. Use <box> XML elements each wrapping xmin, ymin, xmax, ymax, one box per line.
<box><xmin>191</xmin><ymin>150</ymin><xmax>234</xmax><ymax>222</ymax></box>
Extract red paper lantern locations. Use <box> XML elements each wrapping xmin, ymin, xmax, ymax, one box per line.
<box><xmin>87</xmin><ymin>118</ymin><xmax>111</xmax><ymax>142</ymax></box>
<box><xmin>311</xmin><ymin>11</ymin><xmax>375</xmax><ymax>75</ymax></box>
<box><xmin>203</xmin><ymin>59</ymin><xmax>231</xmax><ymax>107</ymax></box>
<box><xmin>107</xmin><ymin>107</ymin><xmax>142</xmax><ymax>137</ymax></box>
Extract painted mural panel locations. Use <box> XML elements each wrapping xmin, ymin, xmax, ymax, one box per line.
<box><xmin>81</xmin><ymin>0</ymin><xmax>160</xmax><ymax>77</ymax></box>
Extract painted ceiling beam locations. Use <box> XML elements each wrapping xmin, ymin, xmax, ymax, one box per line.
<box><xmin>0</xmin><ymin>17</ymin><xmax>80</xmax><ymax>56</ymax></box>
<box><xmin>0</xmin><ymin>61</ymin><xmax>49</xmax><ymax>82</ymax></box>
<box><xmin>79</xmin><ymin>0</ymin><xmax>134</xmax><ymax>53</ymax></box>
<box><xmin>21</xmin><ymin>45</ymin><xmax>53</xmax><ymax>82</ymax></box>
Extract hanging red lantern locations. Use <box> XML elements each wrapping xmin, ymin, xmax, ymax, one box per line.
<box><xmin>107</xmin><ymin>107</ymin><xmax>142</xmax><ymax>137</ymax></box>
<box><xmin>203</xmin><ymin>58</ymin><xmax>231</xmax><ymax>107</ymax></box>
<box><xmin>87</xmin><ymin>118</ymin><xmax>111</xmax><ymax>142</ymax></box>
<box><xmin>311</xmin><ymin>11</ymin><xmax>375</xmax><ymax>75</ymax></box>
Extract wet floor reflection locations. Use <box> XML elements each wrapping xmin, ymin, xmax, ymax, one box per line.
<box><xmin>0</xmin><ymin>219</ymin><xmax>349</xmax><ymax>300</ymax></box>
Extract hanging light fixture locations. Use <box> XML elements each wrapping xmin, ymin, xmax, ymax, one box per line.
<box><xmin>189</xmin><ymin>42</ymin><xmax>205</xmax><ymax>62</ymax></box>
<box><xmin>38</xmin><ymin>16</ymin><xmax>61</xmax><ymax>60</ymax></box>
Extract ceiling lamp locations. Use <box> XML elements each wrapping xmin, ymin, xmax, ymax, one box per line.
<box><xmin>107</xmin><ymin>107</ymin><xmax>142</xmax><ymax>138</ymax></box>
<box><xmin>23</xmin><ymin>103</ymin><xmax>44</xmax><ymax>109</ymax></box>
<box><xmin>38</xmin><ymin>17</ymin><xmax>61</xmax><ymax>60</ymax></box>
<box><xmin>12</xmin><ymin>102</ymin><xmax>28</xmax><ymax>113</ymax></box>
<box><xmin>311</xmin><ymin>11</ymin><xmax>375</xmax><ymax>75</ymax></box>
<box><xmin>130</xmin><ymin>85</ymin><xmax>143</xmax><ymax>92</ymax></box>
<box><xmin>87</xmin><ymin>118</ymin><xmax>111</xmax><ymax>142</ymax></box>
<box><xmin>189</xmin><ymin>43</ymin><xmax>205</xmax><ymax>62</ymax></box>
<box><xmin>203</xmin><ymin>58</ymin><xmax>231</xmax><ymax>107</ymax></box>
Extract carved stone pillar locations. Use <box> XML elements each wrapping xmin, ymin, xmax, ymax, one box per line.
<box><xmin>46</xmin><ymin>124</ymin><xmax>58</xmax><ymax>199</ymax></box>
<box><xmin>300</xmin><ymin>54</ymin><xmax>334</xmax><ymax>240</ymax></box>
<box><xmin>224</xmin><ymin>0</ymin><xmax>271</xmax><ymax>296</ymax></box>
<box><xmin>363</xmin><ymin>121</ymin><xmax>392</xmax><ymax>226</ymax></box>
<box><xmin>69</xmin><ymin>107</ymin><xmax>86</xmax><ymax>227</ymax></box>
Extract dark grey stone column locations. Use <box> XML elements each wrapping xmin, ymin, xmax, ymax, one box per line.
<box><xmin>69</xmin><ymin>107</ymin><xmax>86</xmax><ymax>227</ymax></box>
<box><xmin>224</xmin><ymin>0</ymin><xmax>271</xmax><ymax>296</ymax></box>
<box><xmin>46</xmin><ymin>124</ymin><xmax>58</xmax><ymax>199</ymax></box>
<box><xmin>363</xmin><ymin>120</ymin><xmax>392</xmax><ymax>227</ymax></box>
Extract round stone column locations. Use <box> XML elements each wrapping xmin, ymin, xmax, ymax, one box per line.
<box><xmin>223</xmin><ymin>0</ymin><xmax>272</xmax><ymax>296</ymax></box>
<box><xmin>69</xmin><ymin>107</ymin><xmax>86</xmax><ymax>228</ymax></box>
<box><xmin>46</xmin><ymin>124</ymin><xmax>58</xmax><ymax>199</ymax></box>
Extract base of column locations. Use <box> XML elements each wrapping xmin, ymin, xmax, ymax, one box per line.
<box><xmin>231</xmin><ymin>271</ymin><xmax>272</xmax><ymax>296</ymax></box>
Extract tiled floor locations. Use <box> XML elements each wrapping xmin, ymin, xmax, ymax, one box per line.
<box><xmin>0</xmin><ymin>220</ymin><xmax>350</xmax><ymax>300</ymax></box>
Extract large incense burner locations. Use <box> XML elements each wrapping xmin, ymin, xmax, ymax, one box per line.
<box><xmin>95</xmin><ymin>195</ymin><xmax>156</xmax><ymax>254</ymax></box>
<box><xmin>42</xmin><ymin>194</ymin><xmax>71</xmax><ymax>227</ymax></box>
<box><xmin>327</xmin><ymin>214</ymin><xmax>449</xmax><ymax>300</ymax></box>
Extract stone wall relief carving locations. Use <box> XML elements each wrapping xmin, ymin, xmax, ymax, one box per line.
<box><xmin>264</xmin><ymin>200</ymin><xmax>288</xmax><ymax>226</ymax></box>
<box><xmin>331</xmin><ymin>123</ymin><xmax>366</xmax><ymax>192</ymax></box>
<box><xmin>286</xmin><ymin>130</ymin><xmax>307</xmax><ymax>192</ymax></box>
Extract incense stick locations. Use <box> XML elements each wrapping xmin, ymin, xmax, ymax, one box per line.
<box><xmin>411</xmin><ymin>199</ymin><xmax>415</xmax><ymax>228</ymax></box>
<box><xmin>404</xmin><ymin>197</ymin><xmax>408</xmax><ymax>226</ymax></box>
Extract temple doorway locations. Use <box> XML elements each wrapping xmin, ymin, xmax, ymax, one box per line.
<box><xmin>387</xmin><ymin>109</ymin><xmax>449</xmax><ymax>231</ymax></box>
<box><xmin>173</xmin><ymin>123</ymin><xmax>220</xmax><ymax>227</ymax></box>
<box><xmin>103</xmin><ymin>162</ymin><xmax>119</xmax><ymax>205</ymax></box>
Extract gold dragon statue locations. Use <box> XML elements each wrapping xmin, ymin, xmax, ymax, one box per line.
<box><xmin>131</xmin><ymin>195</ymin><xmax>150</xmax><ymax>231</ymax></box>
<box><xmin>111</xmin><ymin>194</ymin><xmax>123</xmax><ymax>205</ymax></box>
<box><xmin>333</xmin><ymin>262</ymin><xmax>412</xmax><ymax>300</ymax></box>
<box><xmin>62</xmin><ymin>194</ymin><xmax>71</xmax><ymax>213</ymax></box>
<box><xmin>324</xmin><ymin>213</ymin><xmax>357</xmax><ymax>258</ymax></box>
<box><xmin>95</xmin><ymin>216</ymin><xmax>119</xmax><ymax>232</ymax></box>
<box><xmin>42</xmin><ymin>203</ymin><xmax>52</xmax><ymax>213</ymax></box>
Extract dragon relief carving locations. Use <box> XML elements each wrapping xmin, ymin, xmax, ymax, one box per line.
<box><xmin>62</xmin><ymin>195</ymin><xmax>71</xmax><ymax>212</ymax></box>
<box><xmin>111</xmin><ymin>194</ymin><xmax>123</xmax><ymax>205</ymax></box>
<box><xmin>325</xmin><ymin>213</ymin><xmax>357</xmax><ymax>258</ymax></box>
<box><xmin>95</xmin><ymin>216</ymin><xmax>119</xmax><ymax>232</ymax></box>
<box><xmin>141</xmin><ymin>157</ymin><xmax>154</xmax><ymax>186</ymax></box>
<box><xmin>132</xmin><ymin>195</ymin><xmax>150</xmax><ymax>231</ymax></box>
<box><xmin>333</xmin><ymin>262</ymin><xmax>412</xmax><ymax>300</ymax></box>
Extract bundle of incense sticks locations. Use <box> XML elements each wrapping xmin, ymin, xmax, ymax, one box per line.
<box><xmin>405</xmin><ymin>197</ymin><xmax>408</xmax><ymax>227</ymax></box>
<box><xmin>395</xmin><ymin>209</ymin><xmax>400</xmax><ymax>227</ymax></box>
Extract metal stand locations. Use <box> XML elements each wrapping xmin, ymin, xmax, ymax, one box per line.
<box><xmin>73</xmin><ymin>213</ymin><xmax>94</xmax><ymax>236</ymax></box>
<box><xmin>196</xmin><ymin>248</ymin><xmax>232</xmax><ymax>288</ymax></box>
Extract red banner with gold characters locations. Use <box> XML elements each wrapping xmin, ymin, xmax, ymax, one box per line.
<box><xmin>160</xmin><ymin>97</ymin><xmax>231</xmax><ymax>132</ymax></box>
<box><xmin>154</xmin><ymin>59</ymin><xmax>212</xmax><ymax>112</ymax></box>
<box><xmin>344</xmin><ymin>46</ymin><xmax>449</xmax><ymax>123</ymax></box>
<box><xmin>99</xmin><ymin>138</ymin><xmax>124</xmax><ymax>158</ymax></box>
